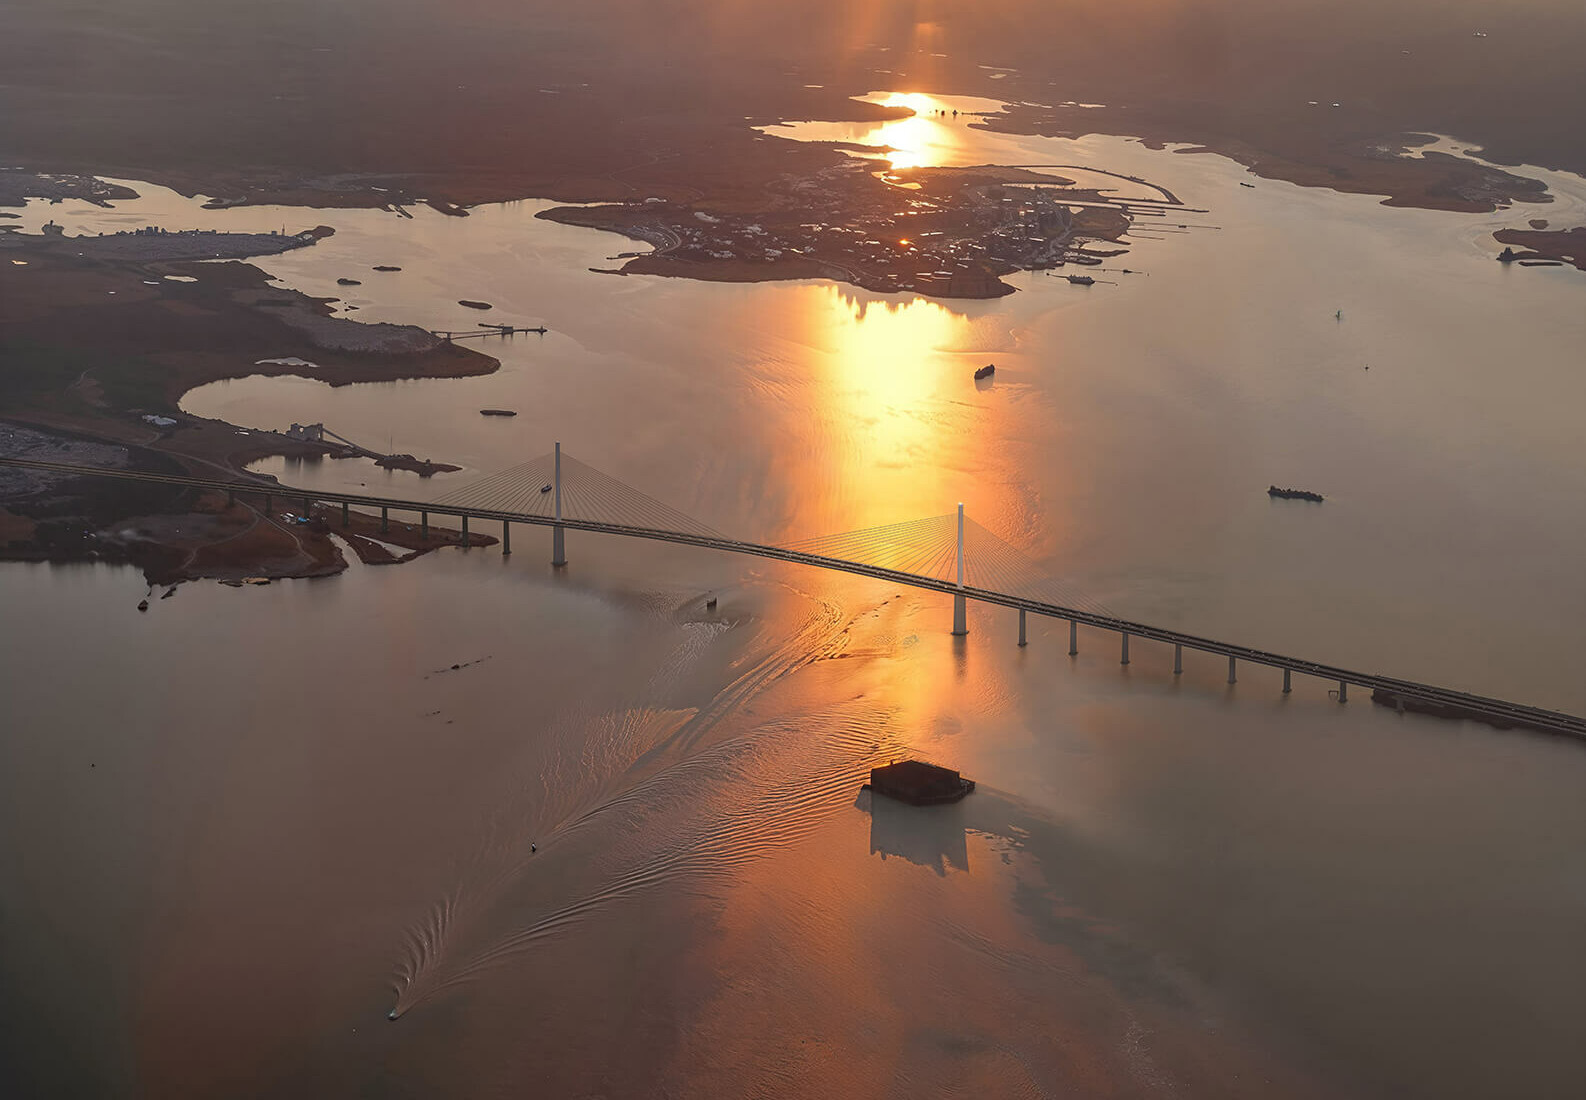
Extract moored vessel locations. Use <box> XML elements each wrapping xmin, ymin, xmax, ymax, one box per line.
<box><xmin>1268</xmin><ymin>485</ymin><xmax>1324</xmax><ymax>502</ymax></box>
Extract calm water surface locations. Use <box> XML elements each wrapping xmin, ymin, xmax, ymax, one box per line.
<box><xmin>2</xmin><ymin>95</ymin><xmax>1584</xmax><ymax>1097</ymax></box>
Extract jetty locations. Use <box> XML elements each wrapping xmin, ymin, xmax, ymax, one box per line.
<box><xmin>432</xmin><ymin>324</ymin><xmax>549</xmax><ymax>342</ymax></box>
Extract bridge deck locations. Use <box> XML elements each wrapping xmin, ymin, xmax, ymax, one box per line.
<box><xmin>4</xmin><ymin>456</ymin><xmax>1581</xmax><ymax>740</ymax></box>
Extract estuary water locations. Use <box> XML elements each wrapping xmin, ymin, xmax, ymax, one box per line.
<box><xmin>1</xmin><ymin>95</ymin><xmax>1584</xmax><ymax>1097</ymax></box>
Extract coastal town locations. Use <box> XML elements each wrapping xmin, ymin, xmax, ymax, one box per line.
<box><xmin>541</xmin><ymin>159</ymin><xmax>1172</xmax><ymax>298</ymax></box>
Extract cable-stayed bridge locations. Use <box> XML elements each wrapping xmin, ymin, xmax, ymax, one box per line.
<box><xmin>3</xmin><ymin>449</ymin><xmax>1581</xmax><ymax>740</ymax></box>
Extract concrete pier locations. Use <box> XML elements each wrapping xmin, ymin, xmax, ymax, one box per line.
<box><xmin>1120</xmin><ymin>631</ymin><xmax>1130</xmax><ymax>665</ymax></box>
<box><xmin>263</xmin><ymin>493</ymin><xmax>271</xmax><ymax>515</ymax></box>
<box><xmin>1339</xmin><ymin>681</ymin><xmax>1348</xmax><ymax>703</ymax></box>
<box><xmin>1173</xmin><ymin>643</ymin><xmax>1183</xmax><ymax>675</ymax></box>
<box><xmin>552</xmin><ymin>442</ymin><xmax>567</xmax><ymax>567</ymax></box>
<box><xmin>951</xmin><ymin>503</ymin><xmax>968</xmax><ymax>636</ymax></box>
<box><xmin>1018</xmin><ymin>609</ymin><xmax>1027</xmax><ymax>647</ymax></box>
<box><xmin>1227</xmin><ymin>656</ymin><xmax>1237</xmax><ymax>684</ymax></box>
<box><xmin>502</xmin><ymin>520</ymin><xmax>511</xmax><ymax>555</ymax></box>
<box><xmin>301</xmin><ymin>496</ymin><xmax>312</xmax><ymax>516</ymax></box>
<box><xmin>420</xmin><ymin>511</ymin><xmax>428</xmax><ymax>540</ymax></box>
<box><xmin>341</xmin><ymin>501</ymin><xmax>349</xmax><ymax>527</ymax></box>
<box><xmin>1283</xmin><ymin>668</ymin><xmax>1292</xmax><ymax>693</ymax></box>
<box><xmin>461</xmin><ymin>515</ymin><xmax>469</xmax><ymax>547</ymax></box>
<box><xmin>380</xmin><ymin>506</ymin><xmax>388</xmax><ymax>533</ymax></box>
<box><xmin>1068</xmin><ymin>620</ymin><xmax>1078</xmax><ymax>655</ymax></box>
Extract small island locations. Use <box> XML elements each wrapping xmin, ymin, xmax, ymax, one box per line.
<box><xmin>1493</xmin><ymin>226</ymin><xmax>1586</xmax><ymax>271</ymax></box>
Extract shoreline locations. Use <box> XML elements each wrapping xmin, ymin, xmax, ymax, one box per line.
<box><xmin>0</xmin><ymin>231</ymin><xmax>499</xmax><ymax>583</ymax></box>
<box><xmin>1493</xmin><ymin>226</ymin><xmax>1586</xmax><ymax>271</ymax></box>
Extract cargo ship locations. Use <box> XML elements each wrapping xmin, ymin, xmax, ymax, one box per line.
<box><xmin>1268</xmin><ymin>485</ymin><xmax>1324</xmax><ymax>502</ymax></box>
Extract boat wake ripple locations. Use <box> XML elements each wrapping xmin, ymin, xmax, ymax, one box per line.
<box><xmin>390</xmin><ymin>590</ymin><xmax>868</xmax><ymax>1019</ymax></box>
<box><xmin>391</xmin><ymin>709</ymin><xmax>897</xmax><ymax>1016</ymax></box>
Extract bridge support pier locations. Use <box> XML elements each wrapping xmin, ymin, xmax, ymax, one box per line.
<box><xmin>380</xmin><ymin>506</ymin><xmax>388</xmax><ymax>533</ymax></box>
<box><xmin>501</xmin><ymin>521</ymin><xmax>511</xmax><ymax>555</ymax></box>
<box><xmin>1173</xmin><ymin>644</ymin><xmax>1183</xmax><ymax>675</ymax></box>
<box><xmin>1018</xmin><ymin>609</ymin><xmax>1027</xmax><ymax>647</ymax></box>
<box><xmin>950</xmin><ymin>503</ymin><xmax>968</xmax><ymax>636</ymax></box>
<box><xmin>227</xmin><ymin>490</ymin><xmax>234</xmax><ymax>507</ymax></box>
<box><xmin>1338</xmin><ymin>681</ymin><xmax>1348</xmax><ymax>703</ymax></box>
<box><xmin>1068</xmin><ymin>620</ymin><xmax>1078</xmax><ymax>656</ymax></box>
<box><xmin>301</xmin><ymin>496</ymin><xmax>312</xmax><ymax>517</ymax></box>
<box><xmin>420</xmin><ymin>512</ymin><xmax>428</xmax><ymax>540</ymax></box>
<box><xmin>263</xmin><ymin>493</ymin><xmax>271</xmax><ymax>515</ymax></box>
<box><xmin>341</xmin><ymin>501</ymin><xmax>349</xmax><ymax>527</ymax></box>
<box><xmin>1283</xmin><ymin>668</ymin><xmax>1292</xmax><ymax>694</ymax></box>
<box><xmin>1227</xmin><ymin>656</ymin><xmax>1237</xmax><ymax>684</ymax></box>
<box><xmin>552</xmin><ymin>442</ymin><xmax>567</xmax><ymax>567</ymax></box>
<box><xmin>461</xmin><ymin>515</ymin><xmax>469</xmax><ymax>547</ymax></box>
<box><xmin>1120</xmin><ymin>632</ymin><xmax>1130</xmax><ymax>665</ymax></box>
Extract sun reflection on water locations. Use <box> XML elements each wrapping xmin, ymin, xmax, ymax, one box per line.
<box><xmin>793</xmin><ymin>285</ymin><xmax>982</xmax><ymax>533</ymax></box>
<box><xmin>761</xmin><ymin>91</ymin><xmax>1004</xmax><ymax>171</ymax></box>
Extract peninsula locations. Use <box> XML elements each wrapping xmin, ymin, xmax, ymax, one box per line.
<box><xmin>0</xmin><ymin>224</ymin><xmax>497</xmax><ymax>582</ymax></box>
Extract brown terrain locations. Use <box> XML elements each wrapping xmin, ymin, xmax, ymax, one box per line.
<box><xmin>542</xmin><ymin>163</ymin><xmax>1142</xmax><ymax>297</ymax></box>
<box><xmin>2</xmin><ymin>3</ymin><xmax>1581</xmax><ymax>239</ymax></box>
<box><xmin>0</xmin><ymin>222</ymin><xmax>497</xmax><ymax>581</ymax></box>
<box><xmin>1493</xmin><ymin>226</ymin><xmax>1586</xmax><ymax>271</ymax></box>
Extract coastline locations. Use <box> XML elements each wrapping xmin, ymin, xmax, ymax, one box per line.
<box><xmin>0</xmin><ymin>230</ymin><xmax>499</xmax><ymax>583</ymax></box>
<box><xmin>1494</xmin><ymin>226</ymin><xmax>1586</xmax><ymax>271</ymax></box>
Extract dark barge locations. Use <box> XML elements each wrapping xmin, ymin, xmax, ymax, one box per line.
<box><xmin>1268</xmin><ymin>485</ymin><xmax>1324</xmax><ymax>502</ymax></box>
<box><xmin>863</xmin><ymin>760</ymin><xmax>975</xmax><ymax>806</ymax></box>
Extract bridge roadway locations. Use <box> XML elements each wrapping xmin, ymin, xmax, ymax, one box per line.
<box><xmin>5</xmin><ymin>456</ymin><xmax>1582</xmax><ymax>741</ymax></box>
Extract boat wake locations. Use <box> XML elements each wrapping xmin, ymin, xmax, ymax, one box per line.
<box><xmin>390</xmin><ymin>707</ymin><xmax>898</xmax><ymax>1017</ymax></box>
<box><xmin>389</xmin><ymin>589</ymin><xmax>869</xmax><ymax>1019</ymax></box>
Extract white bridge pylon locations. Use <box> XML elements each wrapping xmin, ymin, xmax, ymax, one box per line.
<box><xmin>432</xmin><ymin>445</ymin><xmax>721</xmax><ymax>538</ymax></box>
<box><xmin>782</xmin><ymin>506</ymin><xmax>1115</xmax><ymax>627</ymax></box>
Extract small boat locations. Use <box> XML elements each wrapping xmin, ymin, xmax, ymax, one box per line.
<box><xmin>137</xmin><ymin>599</ymin><xmax>149</xmax><ymax>612</ymax></box>
<box><xmin>1239</xmin><ymin>181</ymin><xmax>1256</xmax><ymax>188</ymax></box>
<box><xmin>1268</xmin><ymin>485</ymin><xmax>1324</xmax><ymax>503</ymax></box>
<box><xmin>540</xmin><ymin>484</ymin><xmax>552</xmax><ymax>494</ymax></box>
<box><xmin>974</xmin><ymin>363</ymin><xmax>995</xmax><ymax>380</ymax></box>
<box><xmin>1066</xmin><ymin>274</ymin><xmax>1095</xmax><ymax>286</ymax></box>
<box><xmin>372</xmin><ymin>265</ymin><xmax>402</xmax><ymax>272</ymax></box>
<box><xmin>458</xmin><ymin>299</ymin><xmax>493</xmax><ymax>310</ymax></box>
<box><xmin>337</xmin><ymin>277</ymin><xmax>362</xmax><ymax>286</ymax></box>
<box><xmin>479</xmin><ymin>408</ymin><xmax>517</xmax><ymax>417</ymax></box>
